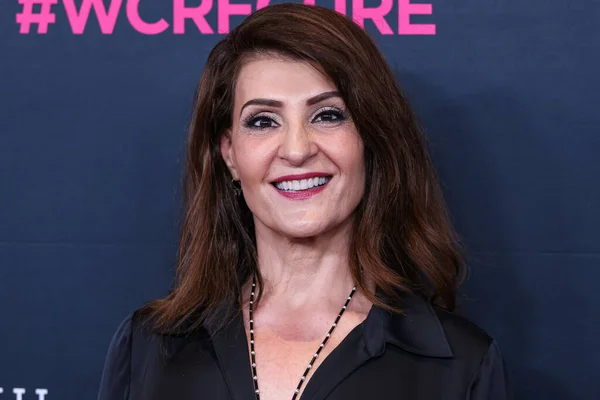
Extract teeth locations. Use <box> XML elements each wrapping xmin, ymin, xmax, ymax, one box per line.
<box><xmin>275</xmin><ymin>177</ymin><xmax>330</xmax><ymax>192</ymax></box>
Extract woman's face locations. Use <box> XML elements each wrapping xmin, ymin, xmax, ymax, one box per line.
<box><xmin>221</xmin><ymin>56</ymin><xmax>365</xmax><ymax>239</ymax></box>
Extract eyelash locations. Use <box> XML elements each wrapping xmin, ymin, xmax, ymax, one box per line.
<box><xmin>242</xmin><ymin>107</ymin><xmax>348</xmax><ymax>130</ymax></box>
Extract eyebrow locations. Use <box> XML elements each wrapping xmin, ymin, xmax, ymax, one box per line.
<box><xmin>239</xmin><ymin>91</ymin><xmax>341</xmax><ymax>114</ymax></box>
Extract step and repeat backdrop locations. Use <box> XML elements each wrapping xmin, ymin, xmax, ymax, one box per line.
<box><xmin>1</xmin><ymin>0</ymin><xmax>598</xmax><ymax>398</ymax></box>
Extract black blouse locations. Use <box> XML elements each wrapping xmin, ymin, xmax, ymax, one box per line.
<box><xmin>98</xmin><ymin>293</ymin><xmax>511</xmax><ymax>400</ymax></box>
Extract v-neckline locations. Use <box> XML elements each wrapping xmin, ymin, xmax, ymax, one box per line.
<box><xmin>210</xmin><ymin>304</ymin><xmax>380</xmax><ymax>400</ymax></box>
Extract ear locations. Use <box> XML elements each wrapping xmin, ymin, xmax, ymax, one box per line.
<box><xmin>220</xmin><ymin>129</ymin><xmax>239</xmax><ymax>180</ymax></box>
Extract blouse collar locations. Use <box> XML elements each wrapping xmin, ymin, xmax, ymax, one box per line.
<box><xmin>362</xmin><ymin>290</ymin><xmax>454</xmax><ymax>359</ymax></box>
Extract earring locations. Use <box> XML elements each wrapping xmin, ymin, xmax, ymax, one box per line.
<box><xmin>231</xmin><ymin>179</ymin><xmax>242</xmax><ymax>196</ymax></box>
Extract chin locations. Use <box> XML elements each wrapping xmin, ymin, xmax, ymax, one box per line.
<box><xmin>277</xmin><ymin>221</ymin><xmax>333</xmax><ymax>239</ymax></box>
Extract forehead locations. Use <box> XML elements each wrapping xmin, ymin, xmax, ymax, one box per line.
<box><xmin>234</xmin><ymin>57</ymin><xmax>336</xmax><ymax>104</ymax></box>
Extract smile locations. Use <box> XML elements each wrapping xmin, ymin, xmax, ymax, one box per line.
<box><xmin>273</xmin><ymin>176</ymin><xmax>330</xmax><ymax>192</ymax></box>
<box><xmin>271</xmin><ymin>175</ymin><xmax>332</xmax><ymax>200</ymax></box>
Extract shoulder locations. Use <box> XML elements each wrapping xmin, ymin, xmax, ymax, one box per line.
<box><xmin>381</xmin><ymin>292</ymin><xmax>512</xmax><ymax>398</ymax></box>
<box><xmin>98</xmin><ymin>313</ymin><xmax>134</xmax><ymax>400</ymax></box>
<box><xmin>100</xmin><ymin>308</ymin><xmax>157</xmax><ymax>353</ymax></box>
<box><xmin>432</xmin><ymin>306</ymin><xmax>494</xmax><ymax>359</ymax></box>
<box><xmin>382</xmin><ymin>291</ymin><xmax>495</xmax><ymax>363</ymax></box>
<box><xmin>97</xmin><ymin>309</ymin><xmax>160</xmax><ymax>400</ymax></box>
<box><xmin>431</xmin><ymin>306</ymin><xmax>512</xmax><ymax>399</ymax></box>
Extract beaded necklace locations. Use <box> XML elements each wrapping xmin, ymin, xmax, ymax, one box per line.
<box><xmin>247</xmin><ymin>274</ymin><xmax>357</xmax><ymax>399</ymax></box>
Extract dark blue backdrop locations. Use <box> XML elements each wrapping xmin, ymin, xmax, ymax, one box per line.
<box><xmin>1</xmin><ymin>0</ymin><xmax>599</xmax><ymax>398</ymax></box>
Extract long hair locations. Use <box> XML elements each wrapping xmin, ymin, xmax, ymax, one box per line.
<box><xmin>143</xmin><ymin>3</ymin><xmax>465</xmax><ymax>334</ymax></box>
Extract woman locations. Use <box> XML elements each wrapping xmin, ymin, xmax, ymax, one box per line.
<box><xmin>98</xmin><ymin>3</ymin><xmax>510</xmax><ymax>399</ymax></box>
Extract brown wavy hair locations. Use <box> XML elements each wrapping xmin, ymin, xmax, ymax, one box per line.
<box><xmin>143</xmin><ymin>3</ymin><xmax>465</xmax><ymax>334</ymax></box>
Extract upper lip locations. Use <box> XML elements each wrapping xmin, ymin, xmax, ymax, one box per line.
<box><xmin>271</xmin><ymin>172</ymin><xmax>332</xmax><ymax>183</ymax></box>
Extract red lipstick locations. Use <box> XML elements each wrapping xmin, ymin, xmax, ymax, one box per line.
<box><xmin>271</xmin><ymin>173</ymin><xmax>332</xmax><ymax>200</ymax></box>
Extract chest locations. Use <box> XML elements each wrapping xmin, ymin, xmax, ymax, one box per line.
<box><xmin>248</xmin><ymin>325</ymin><xmax>352</xmax><ymax>400</ymax></box>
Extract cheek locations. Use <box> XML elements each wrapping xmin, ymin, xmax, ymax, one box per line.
<box><xmin>344</xmin><ymin>144</ymin><xmax>366</xmax><ymax>199</ymax></box>
<box><xmin>339</xmin><ymin>137</ymin><xmax>365</xmax><ymax>181</ymax></box>
<box><xmin>349</xmin><ymin>151</ymin><xmax>366</xmax><ymax>192</ymax></box>
<box><xmin>233</xmin><ymin>139</ymin><xmax>273</xmax><ymax>184</ymax></box>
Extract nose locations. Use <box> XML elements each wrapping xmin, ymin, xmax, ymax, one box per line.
<box><xmin>278</xmin><ymin>122</ymin><xmax>318</xmax><ymax>165</ymax></box>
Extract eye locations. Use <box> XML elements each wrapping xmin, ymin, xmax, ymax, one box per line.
<box><xmin>243</xmin><ymin>114</ymin><xmax>279</xmax><ymax>130</ymax></box>
<box><xmin>313</xmin><ymin>108</ymin><xmax>347</xmax><ymax>124</ymax></box>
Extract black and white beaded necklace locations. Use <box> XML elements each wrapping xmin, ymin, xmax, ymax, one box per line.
<box><xmin>247</xmin><ymin>274</ymin><xmax>357</xmax><ymax>400</ymax></box>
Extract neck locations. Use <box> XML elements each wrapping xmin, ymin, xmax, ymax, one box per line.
<box><xmin>250</xmin><ymin>216</ymin><xmax>361</xmax><ymax>313</ymax></box>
